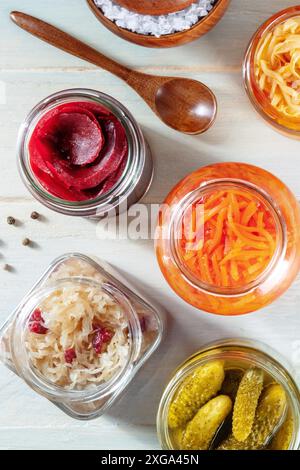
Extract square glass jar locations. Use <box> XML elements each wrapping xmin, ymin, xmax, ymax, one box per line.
<box><xmin>0</xmin><ymin>253</ymin><xmax>163</xmax><ymax>420</ymax></box>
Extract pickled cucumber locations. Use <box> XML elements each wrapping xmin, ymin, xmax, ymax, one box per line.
<box><xmin>221</xmin><ymin>369</ymin><xmax>243</xmax><ymax>401</ymax></box>
<box><xmin>172</xmin><ymin>427</ymin><xmax>185</xmax><ymax>450</ymax></box>
<box><xmin>218</xmin><ymin>384</ymin><xmax>287</xmax><ymax>450</ymax></box>
<box><xmin>168</xmin><ymin>360</ymin><xmax>225</xmax><ymax>429</ymax></box>
<box><xmin>269</xmin><ymin>412</ymin><xmax>294</xmax><ymax>450</ymax></box>
<box><xmin>232</xmin><ymin>368</ymin><xmax>264</xmax><ymax>441</ymax></box>
<box><xmin>182</xmin><ymin>395</ymin><xmax>232</xmax><ymax>450</ymax></box>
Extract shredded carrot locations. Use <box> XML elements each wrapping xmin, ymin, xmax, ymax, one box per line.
<box><xmin>241</xmin><ymin>201</ymin><xmax>257</xmax><ymax>225</ymax></box>
<box><xmin>212</xmin><ymin>252</ymin><xmax>221</xmax><ymax>285</ymax></box>
<box><xmin>206</xmin><ymin>208</ymin><xmax>227</xmax><ymax>254</ymax></box>
<box><xmin>230</xmin><ymin>260</ymin><xmax>239</xmax><ymax>281</ymax></box>
<box><xmin>179</xmin><ymin>189</ymin><xmax>277</xmax><ymax>288</ymax></box>
<box><xmin>220</xmin><ymin>264</ymin><xmax>229</xmax><ymax>286</ymax></box>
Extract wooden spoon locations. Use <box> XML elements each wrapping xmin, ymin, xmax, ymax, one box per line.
<box><xmin>117</xmin><ymin>0</ymin><xmax>194</xmax><ymax>15</ymax></box>
<box><xmin>10</xmin><ymin>11</ymin><xmax>217</xmax><ymax>134</ymax></box>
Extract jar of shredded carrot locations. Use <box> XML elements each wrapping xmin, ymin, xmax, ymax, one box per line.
<box><xmin>244</xmin><ymin>6</ymin><xmax>300</xmax><ymax>138</ymax></box>
<box><xmin>155</xmin><ymin>163</ymin><xmax>300</xmax><ymax>315</ymax></box>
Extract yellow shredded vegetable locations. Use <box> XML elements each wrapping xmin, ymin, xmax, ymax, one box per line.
<box><xmin>255</xmin><ymin>16</ymin><xmax>300</xmax><ymax>118</ymax></box>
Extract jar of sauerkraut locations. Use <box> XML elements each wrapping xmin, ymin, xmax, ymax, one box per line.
<box><xmin>0</xmin><ymin>253</ymin><xmax>163</xmax><ymax>420</ymax></box>
<box><xmin>157</xmin><ymin>340</ymin><xmax>300</xmax><ymax>450</ymax></box>
<box><xmin>155</xmin><ymin>162</ymin><xmax>300</xmax><ymax>315</ymax></box>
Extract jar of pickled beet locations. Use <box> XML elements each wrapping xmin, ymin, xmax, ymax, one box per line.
<box><xmin>0</xmin><ymin>253</ymin><xmax>163</xmax><ymax>420</ymax></box>
<box><xmin>157</xmin><ymin>339</ymin><xmax>300</xmax><ymax>450</ymax></box>
<box><xmin>243</xmin><ymin>6</ymin><xmax>300</xmax><ymax>138</ymax></box>
<box><xmin>17</xmin><ymin>89</ymin><xmax>153</xmax><ymax>217</ymax></box>
<box><xmin>155</xmin><ymin>163</ymin><xmax>300</xmax><ymax>315</ymax></box>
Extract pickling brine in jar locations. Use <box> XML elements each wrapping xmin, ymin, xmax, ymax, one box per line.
<box><xmin>155</xmin><ymin>163</ymin><xmax>300</xmax><ymax>315</ymax></box>
<box><xmin>0</xmin><ymin>253</ymin><xmax>163</xmax><ymax>419</ymax></box>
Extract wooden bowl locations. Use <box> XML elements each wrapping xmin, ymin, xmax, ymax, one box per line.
<box><xmin>86</xmin><ymin>0</ymin><xmax>231</xmax><ymax>48</ymax></box>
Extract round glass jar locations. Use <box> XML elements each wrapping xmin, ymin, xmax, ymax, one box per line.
<box><xmin>243</xmin><ymin>6</ymin><xmax>300</xmax><ymax>139</ymax></box>
<box><xmin>17</xmin><ymin>88</ymin><xmax>153</xmax><ymax>217</ymax></box>
<box><xmin>157</xmin><ymin>339</ymin><xmax>300</xmax><ymax>450</ymax></box>
<box><xmin>155</xmin><ymin>163</ymin><xmax>300</xmax><ymax>315</ymax></box>
<box><xmin>0</xmin><ymin>253</ymin><xmax>163</xmax><ymax>420</ymax></box>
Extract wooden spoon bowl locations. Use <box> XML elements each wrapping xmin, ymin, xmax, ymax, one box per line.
<box><xmin>117</xmin><ymin>0</ymin><xmax>194</xmax><ymax>16</ymax></box>
<box><xmin>87</xmin><ymin>0</ymin><xmax>231</xmax><ymax>48</ymax></box>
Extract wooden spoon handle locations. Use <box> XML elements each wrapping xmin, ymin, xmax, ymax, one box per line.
<box><xmin>10</xmin><ymin>11</ymin><xmax>132</xmax><ymax>82</ymax></box>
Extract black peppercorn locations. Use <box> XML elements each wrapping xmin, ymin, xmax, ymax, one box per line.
<box><xmin>7</xmin><ymin>216</ymin><xmax>16</xmax><ymax>225</ymax></box>
<box><xmin>22</xmin><ymin>238</ymin><xmax>31</xmax><ymax>246</ymax></box>
<box><xmin>30</xmin><ymin>211</ymin><xmax>39</xmax><ymax>220</ymax></box>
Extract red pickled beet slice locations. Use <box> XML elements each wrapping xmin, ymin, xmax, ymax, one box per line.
<box><xmin>50</xmin><ymin>118</ymin><xmax>128</xmax><ymax>190</ymax></box>
<box><xmin>29</xmin><ymin>102</ymin><xmax>128</xmax><ymax>201</ymax></box>
<box><xmin>84</xmin><ymin>154</ymin><xmax>128</xmax><ymax>199</ymax></box>
<box><xmin>29</xmin><ymin>322</ymin><xmax>48</xmax><ymax>334</ymax></box>
<box><xmin>70</xmin><ymin>102</ymin><xmax>111</xmax><ymax>118</ymax></box>
<box><xmin>30</xmin><ymin>308</ymin><xmax>43</xmax><ymax>322</ymax></box>
<box><xmin>28</xmin><ymin>308</ymin><xmax>48</xmax><ymax>334</ymax></box>
<box><xmin>64</xmin><ymin>348</ymin><xmax>77</xmax><ymax>364</ymax></box>
<box><xmin>32</xmin><ymin>159</ymin><xmax>88</xmax><ymax>201</ymax></box>
<box><xmin>99</xmin><ymin>154</ymin><xmax>128</xmax><ymax>195</ymax></box>
<box><xmin>92</xmin><ymin>326</ymin><xmax>113</xmax><ymax>354</ymax></box>
<box><xmin>42</xmin><ymin>111</ymin><xmax>104</xmax><ymax>166</ymax></box>
<box><xmin>29</xmin><ymin>119</ymin><xmax>93</xmax><ymax>200</ymax></box>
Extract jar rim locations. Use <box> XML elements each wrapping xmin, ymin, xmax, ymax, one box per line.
<box><xmin>157</xmin><ymin>339</ymin><xmax>300</xmax><ymax>450</ymax></box>
<box><xmin>169</xmin><ymin>178</ymin><xmax>287</xmax><ymax>296</ymax></box>
<box><xmin>10</xmin><ymin>277</ymin><xmax>142</xmax><ymax>403</ymax></box>
<box><xmin>243</xmin><ymin>6</ymin><xmax>300</xmax><ymax>137</ymax></box>
<box><xmin>17</xmin><ymin>88</ymin><xmax>146</xmax><ymax>217</ymax></box>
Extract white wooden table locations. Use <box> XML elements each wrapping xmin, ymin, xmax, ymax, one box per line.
<box><xmin>0</xmin><ymin>0</ymin><xmax>300</xmax><ymax>450</ymax></box>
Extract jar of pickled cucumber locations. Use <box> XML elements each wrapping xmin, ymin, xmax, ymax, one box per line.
<box><xmin>157</xmin><ymin>340</ymin><xmax>300</xmax><ymax>450</ymax></box>
<box><xmin>155</xmin><ymin>163</ymin><xmax>300</xmax><ymax>315</ymax></box>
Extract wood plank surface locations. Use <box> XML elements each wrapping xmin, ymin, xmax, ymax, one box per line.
<box><xmin>0</xmin><ymin>0</ymin><xmax>299</xmax><ymax>450</ymax></box>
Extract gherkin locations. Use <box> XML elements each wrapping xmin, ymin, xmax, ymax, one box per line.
<box><xmin>168</xmin><ymin>361</ymin><xmax>225</xmax><ymax>429</ymax></box>
<box><xmin>172</xmin><ymin>427</ymin><xmax>185</xmax><ymax>450</ymax></box>
<box><xmin>218</xmin><ymin>384</ymin><xmax>287</xmax><ymax>450</ymax></box>
<box><xmin>269</xmin><ymin>412</ymin><xmax>294</xmax><ymax>450</ymax></box>
<box><xmin>182</xmin><ymin>395</ymin><xmax>232</xmax><ymax>450</ymax></box>
<box><xmin>232</xmin><ymin>368</ymin><xmax>264</xmax><ymax>441</ymax></box>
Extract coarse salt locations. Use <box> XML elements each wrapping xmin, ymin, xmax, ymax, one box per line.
<box><xmin>94</xmin><ymin>0</ymin><xmax>216</xmax><ymax>37</ymax></box>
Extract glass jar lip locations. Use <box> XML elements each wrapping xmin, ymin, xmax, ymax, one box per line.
<box><xmin>169</xmin><ymin>178</ymin><xmax>287</xmax><ymax>296</ymax></box>
<box><xmin>243</xmin><ymin>6</ymin><xmax>300</xmax><ymax>137</ymax></box>
<box><xmin>10</xmin><ymin>276</ymin><xmax>142</xmax><ymax>403</ymax></box>
<box><xmin>157</xmin><ymin>338</ymin><xmax>300</xmax><ymax>450</ymax></box>
<box><xmin>17</xmin><ymin>88</ymin><xmax>146</xmax><ymax>216</ymax></box>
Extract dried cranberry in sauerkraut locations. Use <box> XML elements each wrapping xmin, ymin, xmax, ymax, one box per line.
<box><xmin>25</xmin><ymin>284</ymin><xmax>130</xmax><ymax>390</ymax></box>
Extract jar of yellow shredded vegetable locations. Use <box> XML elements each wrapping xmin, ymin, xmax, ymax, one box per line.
<box><xmin>157</xmin><ymin>339</ymin><xmax>300</xmax><ymax>450</ymax></box>
<box><xmin>155</xmin><ymin>163</ymin><xmax>300</xmax><ymax>315</ymax></box>
<box><xmin>244</xmin><ymin>6</ymin><xmax>300</xmax><ymax>138</ymax></box>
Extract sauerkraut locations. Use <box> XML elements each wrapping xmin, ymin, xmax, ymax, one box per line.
<box><xmin>255</xmin><ymin>16</ymin><xmax>300</xmax><ymax>118</ymax></box>
<box><xmin>25</xmin><ymin>283</ymin><xmax>130</xmax><ymax>390</ymax></box>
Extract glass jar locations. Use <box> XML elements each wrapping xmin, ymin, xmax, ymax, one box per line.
<box><xmin>155</xmin><ymin>163</ymin><xmax>300</xmax><ymax>315</ymax></box>
<box><xmin>17</xmin><ymin>88</ymin><xmax>153</xmax><ymax>217</ymax></box>
<box><xmin>243</xmin><ymin>6</ymin><xmax>300</xmax><ymax>138</ymax></box>
<box><xmin>157</xmin><ymin>339</ymin><xmax>300</xmax><ymax>450</ymax></box>
<box><xmin>0</xmin><ymin>253</ymin><xmax>163</xmax><ymax>420</ymax></box>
